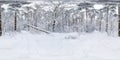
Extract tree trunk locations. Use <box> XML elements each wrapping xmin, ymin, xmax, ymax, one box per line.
<box><xmin>14</xmin><ymin>12</ymin><xmax>17</xmax><ymax>31</ymax></box>
<box><xmin>52</xmin><ymin>20</ymin><xmax>55</xmax><ymax>32</ymax></box>
<box><xmin>106</xmin><ymin>6</ymin><xmax>109</xmax><ymax>33</ymax></box>
<box><xmin>85</xmin><ymin>8</ymin><xmax>88</xmax><ymax>32</ymax></box>
<box><xmin>118</xmin><ymin>6</ymin><xmax>120</xmax><ymax>36</ymax></box>
<box><xmin>0</xmin><ymin>4</ymin><xmax>2</xmax><ymax>36</ymax></box>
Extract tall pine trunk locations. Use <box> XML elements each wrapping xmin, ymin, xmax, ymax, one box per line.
<box><xmin>118</xmin><ymin>6</ymin><xmax>120</xmax><ymax>36</ymax></box>
<box><xmin>106</xmin><ymin>6</ymin><xmax>109</xmax><ymax>33</ymax></box>
<box><xmin>0</xmin><ymin>4</ymin><xmax>2</xmax><ymax>36</ymax></box>
<box><xmin>14</xmin><ymin>12</ymin><xmax>17</xmax><ymax>31</ymax></box>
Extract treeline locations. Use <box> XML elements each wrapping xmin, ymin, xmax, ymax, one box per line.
<box><xmin>0</xmin><ymin>1</ymin><xmax>118</xmax><ymax>36</ymax></box>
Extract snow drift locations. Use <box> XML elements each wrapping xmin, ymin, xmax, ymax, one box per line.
<box><xmin>0</xmin><ymin>31</ymin><xmax>120</xmax><ymax>60</ymax></box>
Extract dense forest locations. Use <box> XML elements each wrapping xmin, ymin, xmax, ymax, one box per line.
<box><xmin>0</xmin><ymin>0</ymin><xmax>119</xmax><ymax>36</ymax></box>
<box><xmin>0</xmin><ymin>1</ymin><xmax>120</xmax><ymax>60</ymax></box>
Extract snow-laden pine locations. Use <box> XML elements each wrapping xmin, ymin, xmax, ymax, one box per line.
<box><xmin>1</xmin><ymin>1</ymin><xmax>118</xmax><ymax>36</ymax></box>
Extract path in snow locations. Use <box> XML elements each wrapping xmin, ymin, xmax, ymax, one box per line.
<box><xmin>0</xmin><ymin>31</ymin><xmax>120</xmax><ymax>60</ymax></box>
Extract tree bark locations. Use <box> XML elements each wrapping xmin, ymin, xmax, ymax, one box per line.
<box><xmin>0</xmin><ymin>4</ymin><xmax>2</xmax><ymax>36</ymax></box>
<box><xmin>52</xmin><ymin>20</ymin><xmax>55</xmax><ymax>32</ymax></box>
<box><xmin>118</xmin><ymin>6</ymin><xmax>120</xmax><ymax>36</ymax></box>
<box><xmin>106</xmin><ymin>6</ymin><xmax>109</xmax><ymax>33</ymax></box>
<box><xmin>14</xmin><ymin>12</ymin><xmax>17</xmax><ymax>31</ymax></box>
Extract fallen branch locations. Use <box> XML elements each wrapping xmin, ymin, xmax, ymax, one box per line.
<box><xmin>26</xmin><ymin>24</ymin><xmax>50</xmax><ymax>34</ymax></box>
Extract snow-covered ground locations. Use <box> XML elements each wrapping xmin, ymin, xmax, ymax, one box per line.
<box><xmin>0</xmin><ymin>31</ymin><xmax>120</xmax><ymax>60</ymax></box>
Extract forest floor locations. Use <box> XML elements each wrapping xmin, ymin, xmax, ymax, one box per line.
<box><xmin>0</xmin><ymin>31</ymin><xmax>120</xmax><ymax>60</ymax></box>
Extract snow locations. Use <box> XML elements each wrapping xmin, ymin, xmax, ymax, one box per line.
<box><xmin>93</xmin><ymin>4</ymin><xmax>104</xmax><ymax>10</ymax></box>
<box><xmin>0</xmin><ymin>31</ymin><xmax>120</xmax><ymax>60</ymax></box>
<box><xmin>62</xmin><ymin>4</ymin><xmax>78</xmax><ymax>10</ymax></box>
<box><xmin>42</xmin><ymin>6</ymin><xmax>54</xmax><ymax>12</ymax></box>
<box><xmin>22</xmin><ymin>2</ymin><xmax>37</xmax><ymax>10</ymax></box>
<box><xmin>1</xmin><ymin>4</ymin><xmax>10</xmax><ymax>12</ymax></box>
